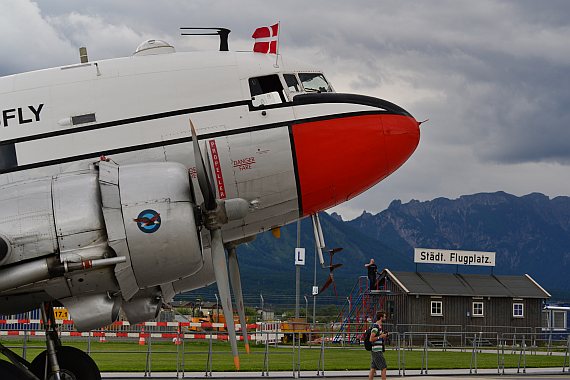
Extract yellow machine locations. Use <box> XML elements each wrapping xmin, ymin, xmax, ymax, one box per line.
<box><xmin>280</xmin><ymin>318</ymin><xmax>311</xmax><ymax>343</ymax></box>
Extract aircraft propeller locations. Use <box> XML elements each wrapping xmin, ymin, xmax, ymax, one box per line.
<box><xmin>319</xmin><ymin>248</ymin><xmax>344</xmax><ymax>295</ymax></box>
<box><xmin>189</xmin><ymin>119</ymin><xmax>250</xmax><ymax>369</ymax></box>
<box><xmin>227</xmin><ymin>245</ymin><xmax>250</xmax><ymax>354</ymax></box>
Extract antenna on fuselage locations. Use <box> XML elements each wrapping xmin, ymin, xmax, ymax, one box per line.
<box><xmin>79</xmin><ymin>47</ymin><xmax>89</xmax><ymax>63</ymax></box>
<box><xmin>180</xmin><ymin>27</ymin><xmax>231</xmax><ymax>51</ymax></box>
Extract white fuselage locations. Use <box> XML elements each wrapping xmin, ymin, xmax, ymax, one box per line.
<box><xmin>0</xmin><ymin>47</ymin><xmax>420</xmax><ymax>317</ymax></box>
<box><xmin>1</xmin><ymin>52</ymin><xmax>309</xmax><ymax>236</ymax></box>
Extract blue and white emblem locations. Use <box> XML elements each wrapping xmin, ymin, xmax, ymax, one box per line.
<box><xmin>134</xmin><ymin>209</ymin><xmax>161</xmax><ymax>233</ymax></box>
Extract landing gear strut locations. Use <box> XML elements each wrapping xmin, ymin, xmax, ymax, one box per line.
<box><xmin>40</xmin><ymin>302</ymin><xmax>63</xmax><ymax>379</ymax></box>
<box><xmin>0</xmin><ymin>302</ymin><xmax>101</xmax><ymax>380</ymax></box>
<box><xmin>29</xmin><ymin>302</ymin><xmax>101</xmax><ymax>380</ymax></box>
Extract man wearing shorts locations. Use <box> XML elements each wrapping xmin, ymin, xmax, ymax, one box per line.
<box><xmin>369</xmin><ymin>311</ymin><xmax>388</xmax><ymax>380</ymax></box>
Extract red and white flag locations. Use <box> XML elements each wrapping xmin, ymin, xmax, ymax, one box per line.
<box><xmin>252</xmin><ymin>23</ymin><xmax>279</xmax><ymax>54</ymax></box>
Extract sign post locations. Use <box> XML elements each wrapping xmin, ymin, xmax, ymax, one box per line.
<box><xmin>294</xmin><ymin>247</ymin><xmax>305</xmax><ymax>319</ymax></box>
<box><xmin>295</xmin><ymin>221</ymin><xmax>303</xmax><ymax>318</ymax></box>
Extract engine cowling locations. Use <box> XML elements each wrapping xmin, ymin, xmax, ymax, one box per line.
<box><xmin>98</xmin><ymin>161</ymin><xmax>203</xmax><ymax>299</ymax></box>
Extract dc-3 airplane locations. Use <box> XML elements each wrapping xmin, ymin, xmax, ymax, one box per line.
<box><xmin>0</xmin><ymin>26</ymin><xmax>420</xmax><ymax>379</ymax></box>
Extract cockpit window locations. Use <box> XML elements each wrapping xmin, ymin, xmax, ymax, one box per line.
<box><xmin>299</xmin><ymin>73</ymin><xmax>332</xmax><ymax>93</ymax></box>
<box><xmin>249</xmin><ymin>75</ymin><xmax>286</xmax><ymax>107</ymax></box>
<box><xmin>284</xmin><ymin>74</ymin><xmax>301</xmax><ymax>92</ymax></box>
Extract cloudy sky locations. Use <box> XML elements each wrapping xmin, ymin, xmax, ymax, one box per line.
<box><xmin>2</xmin><ymin>0</ymin><xmax>569</xmax><ymax>220</ymax></box>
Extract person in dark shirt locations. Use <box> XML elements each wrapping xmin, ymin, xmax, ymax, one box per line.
<box><xmin>365</xmin><ymin>258</ymin><xmax>378</xmax><ymax>290</ymax></box>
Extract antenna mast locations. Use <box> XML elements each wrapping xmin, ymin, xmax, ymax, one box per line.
<box><xmin>180</xmin><ymin>27</ymin><xmax>231</xmax><ymax>51</ymax></box>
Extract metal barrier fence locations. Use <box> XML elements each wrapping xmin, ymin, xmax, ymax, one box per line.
<box><xmin>1</xmin><ymin>322</ymin><xmax>570</xmax><ymax>377</ymax></box>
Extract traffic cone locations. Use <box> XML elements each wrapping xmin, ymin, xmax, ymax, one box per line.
<box><xmin>99</xmin><ymin>333</ymin><xmax>106</xmax><ymax>343</ymax></box>
<box><xmin>138</xmin><ymin>328</ymin><xmax>146</xmax><ymax>346</ymax></box>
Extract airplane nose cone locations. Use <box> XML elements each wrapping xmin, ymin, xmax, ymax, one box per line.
<box><xmin>382</xmin><ymin>113</ymin><xmax>420</xmax><ymax>176</ymax></box>
<box><xmin>291</xmin><ymin>96</ymin><xmax>420</xmax><ymax>216</ymax></box>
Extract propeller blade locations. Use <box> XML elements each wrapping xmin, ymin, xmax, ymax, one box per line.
<box><xmin>329</xmin><ymin>263</ymin><xmax>343</xmax><ymax>271</ymax></box>
<box><xmin>320</xmin><ymin>275</ymin><xmax>333</xmax><ymax>293</ymax></box>
<box><xmin>332</xmin><ymin>277</ymin><xmax>338</xmax><ymax>296</ymax></box>
<box><xmin>328</xmin><ymin>247</ymin><xmax>343</xmax><ymax>256</ymax></box>
<box><xmin>228</xmin><ymin>247</ymin><xmax>250</xmax><ymax>354</ymax></box>
<box><xmin>210</xmin><ymin>229</ymin><xmax>240</xmax><ymax>370</ymax></box>
<box><xmin>189</xmin><ymin>119</ymin><xmax>216</xmax><ymax>211</ymax></box>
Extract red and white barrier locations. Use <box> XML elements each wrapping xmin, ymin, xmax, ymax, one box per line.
<box><xmin>0</xmin><ymin>319</ymin><xmax>276</xmax><ymax>344</ymax></box>
<box><xmin>0</xmin><ymin>330</ymin><xmax>255</xmax><ymax>341</ymax></box>
<box><xmin>0</xmin><ymin>319</ymin><xmax>259</xmax><ymax>329</ymax></box>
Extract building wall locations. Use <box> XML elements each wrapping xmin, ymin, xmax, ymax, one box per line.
<box><xmin>381</xmin><ymin>274</ymin><xmax>545</xmax><ymax>335</ymax></box>
<box><xmin>405</xmin><ymin>296</ymin><xmax>543</xmax><ymax>333</ymax></box>
<box><xmin>381</xmin><ymin>277</ymin><xmax>410</xmax><ymax>331</ymax></box>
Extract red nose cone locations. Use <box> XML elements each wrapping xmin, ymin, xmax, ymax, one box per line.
<box><xmin>382</xmin><ymin>114</ymin><xmax>421</xmax><ymax>176</ymax></box>
<box><xmin>292</xmin><ymin>113</ymin><xmax>419</xmax><ymax>216</ymax></box>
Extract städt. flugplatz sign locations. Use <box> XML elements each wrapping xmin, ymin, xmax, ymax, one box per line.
<box><xmin>414</xmin><ymin>248</ymin><xmax>496</xmax><ymax>267</ymax></box>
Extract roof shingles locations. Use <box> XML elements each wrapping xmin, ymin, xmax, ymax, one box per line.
<box><xmin>387</xmin><ymin>271</ymin><xmax>549</xmax><ymax>299</ymax></box>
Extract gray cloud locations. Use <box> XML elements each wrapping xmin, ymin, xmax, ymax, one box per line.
<box><xmin>3</xmin><ymin>0</ymin><xmax>570</xmax><ymax>219</ymax></box>
<box><xmin>0</xmin><ymin>1</ymin><xmax>75</xmax><ymax>74</ymax></box>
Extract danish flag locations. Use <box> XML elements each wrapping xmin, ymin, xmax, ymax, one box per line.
<box><xmin>252</xmin><ymin>23</ymin><xmax>279</xmax><ymax>54</ymax></box>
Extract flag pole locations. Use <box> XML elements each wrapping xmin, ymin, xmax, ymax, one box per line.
<box><xmin>274</xmin><ymin>21</ymin><xmax>280</xmax><ymax>68</ymax></box>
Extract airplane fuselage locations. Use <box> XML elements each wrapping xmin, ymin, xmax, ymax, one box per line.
<box><xmin>0</xmin><ymin>47</ymin><xmax>419</xmax><ymax>320</ymax></box>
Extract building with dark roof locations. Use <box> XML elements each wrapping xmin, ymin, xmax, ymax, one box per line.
<box><xmin>378</xmin><ymin>269</ymin><xmax>550</xmax><ymax>335</ymax></box>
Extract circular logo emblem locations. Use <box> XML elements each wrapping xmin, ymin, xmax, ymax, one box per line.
<box><xmin>134</xmin><ymin>209</ymin><xmax>161</xmax><ymax>233</ymax></box>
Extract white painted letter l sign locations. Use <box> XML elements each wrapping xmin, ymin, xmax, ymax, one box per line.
<box><xmin>295</xmin><ymin>247</ymin><xmax>305</xmax><ymax>266</ymax></box>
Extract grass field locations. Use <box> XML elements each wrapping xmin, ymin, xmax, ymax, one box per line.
<box><xmin>1</xmin><ymin>338</ymin><xmax>568</xmax><ymax>372</ymax></box>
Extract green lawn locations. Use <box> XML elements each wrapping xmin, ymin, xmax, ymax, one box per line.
<box><xmin>1</xmin><ymin>339</ymin><xmax>568</xmax><ymax>372</ymax></box>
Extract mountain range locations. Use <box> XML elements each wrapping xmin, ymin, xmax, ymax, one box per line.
<box><xmin>184</xmin><ymin>192</ymin><xmax>570</xmax><ymax>305</ymax></box>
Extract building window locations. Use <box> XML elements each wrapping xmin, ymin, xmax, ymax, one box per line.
<box><xmin>431</xmin><ymin>301</ymin><xmax>443</xmax><ymax>316</ymax></box>
<box><xmin>543</xmin><ymin>309</ymin><xmax>568</xmax><ymax>330</ymax></box>
<box><xmin>472</xmin><ymin>302</ymin><xmax>484</xmax><ymax>317</ymax></box>
<box><xmin>553</xmin><ymin>311</ymin><xmax>567</xmax><ymax>329</ymax></box>
<box><xmin>513</xmin><ymin>303</ymin><xmax>524</xmax><ymax>318</ymax></box>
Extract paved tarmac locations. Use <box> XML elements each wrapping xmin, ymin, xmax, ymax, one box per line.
<box><xmin>102</xmin><ymin>367</ymin><xmax>569</xmax><ymax>379</ymax></box>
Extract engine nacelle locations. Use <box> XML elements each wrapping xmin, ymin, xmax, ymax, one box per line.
<box><xmin>0</xmin><ymin>171</ymin><xmax>107</xmax><ymax>267</ymax></box>
<box><xmin>0</xmin><ymin>161</ymin><xmax>203</xmax><ymax>323</ymax></box>
<box><xmin>98</xmin><ymin>161</ymin><xmax>203</xmax><ymax>299</ymax></box>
